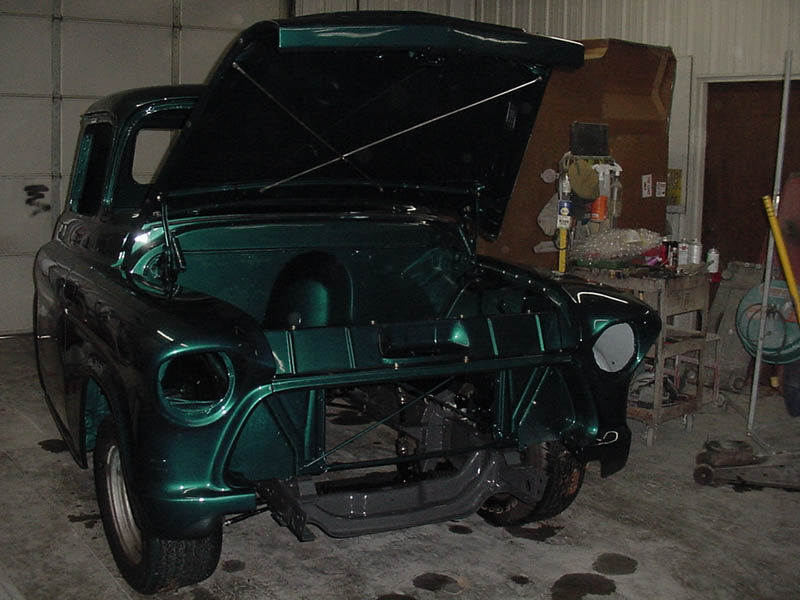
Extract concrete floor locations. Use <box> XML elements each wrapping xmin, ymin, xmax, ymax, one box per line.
<box><xmin>1</xmin><ymin>336</ymin><xmax>799</xmax><ymax>600</ymax></box>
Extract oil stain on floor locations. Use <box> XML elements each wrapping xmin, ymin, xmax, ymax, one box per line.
<box><xmin>510</xmin><ymin>574</ymin><xmax>531</xmax><ymax>585</ymax></box>
<box><xmin>592</xmin><ymin>553</ymin><xmax>637</xmax><ymax>575</ymax></box>
<box><xmin>412</xmin><ymin>572</ymin><xmax>462</xmax><ymax>594</ymax></box>
<box><xmin>38</xmin><ymin>439</ymin><xmax>68</xmax><ymax>453</ymax></box>
<box><xmin>221</xmin><ymin>559</ymin><xmax>246</xmax><ymax>573</ymax></box>
<box><xmin>67</xmin><ymin>513</ymin><xmax>100</xmax><ymax>529</ymax></box>
<box><xmin>551</xmin><ymin>573</ymin><xmax>615</xmax><ymax>600</ymax></box>
<box><xmin>448</xmin><ymin>524</ymin><xmax>473</xmax><ymax>535</ymax></box>
<box><xmin>505</xmin><ymin>524</ymin><xmax>563</xmax><ymax>541</ymax></box>
<box><xmin>189</xmin><ymin>588</ymin><xmax>219</xmax><ymax>600</ymax></box>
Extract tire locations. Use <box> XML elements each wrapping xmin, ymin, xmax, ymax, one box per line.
<box><xmin>479</xmin><ymin>440</ymin><xmax>586</xmax><ymax>526</ymax></box>
<box><xmin>693</xmin><ymin>463</ymin><xmax>715</xmax><ymax>486</ymax></box>
<box><xmin>94</xmin><ymin>417</ymin><xmax>222</xmax><ymax>594</ymax></box>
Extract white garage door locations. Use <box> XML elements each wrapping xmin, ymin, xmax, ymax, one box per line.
<box><xmin>0</xmin><ymin>0</ymin><xmax>287</xmax><ymax>334</ymax></box>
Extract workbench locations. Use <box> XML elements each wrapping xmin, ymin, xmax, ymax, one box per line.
<box><xmin>571</xmin><ymin>268</ymin><xmax>713</xmax><ymax>446</ymax></box>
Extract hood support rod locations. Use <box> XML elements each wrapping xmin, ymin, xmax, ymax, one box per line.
<box><xmin>258</xmin><ymin>75</ymin><xmax>544</xmax><ymax>193</ymax></box>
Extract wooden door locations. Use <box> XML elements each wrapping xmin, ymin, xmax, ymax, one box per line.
<box><xmin>702</xmin><ymin>81</ymin><xmax>800</xmax><ymax>270</ymax></box>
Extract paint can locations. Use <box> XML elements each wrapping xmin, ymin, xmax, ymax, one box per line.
<box><xmin>707</xmin><ymin>248</ymin><xmax>720</xmax><ymax>273</ymax></box>
<box><xmin>688</xmin><ymin>240</ymin><xmax>702</xmax><ymax>264</ymax></box>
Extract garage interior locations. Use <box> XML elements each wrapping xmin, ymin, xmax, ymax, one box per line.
<box><xmin>2</xmin><ymin>1</ymin><xmax>800</xmax><ymax>599</ymax></box>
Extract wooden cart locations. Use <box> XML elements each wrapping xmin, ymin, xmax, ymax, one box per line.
<box><xmin>571</xmin><ymin>268</ymin><xmax>713</xmax><ymax>446</ymax></box>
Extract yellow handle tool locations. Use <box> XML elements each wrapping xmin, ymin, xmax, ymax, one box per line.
<box><xmin>762</xmin><ymin>194</ymin><xmax>800</xmax><ymax>320</ymax></box>
<box><xmin>557</xmin><ymin>228</ymin><xmax>567</xmax><ymax>273</ymax></box>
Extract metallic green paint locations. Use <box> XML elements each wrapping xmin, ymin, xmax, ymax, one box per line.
<box><xmin>33</xmin><ymin>13</ymin><xmax>660</xmax><ymax>547</ymax></box>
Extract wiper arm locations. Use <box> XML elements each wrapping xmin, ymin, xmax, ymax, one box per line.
<box><xmin>232</xmin><ymin>62</ymin><xmax>382</xmax><ymax>191</ymax></box>
<box><xmin>259</xmin><ymin>74</ymin><xmax>544</xmax><ymax>193</ymax></box>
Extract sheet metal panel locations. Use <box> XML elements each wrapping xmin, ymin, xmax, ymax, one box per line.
<box><xmin>180</xmin><ymin>29</ymin><xmax>238</xmax><ymax>83</ymax></box>
<box><xmin>0</xmin><ymin>255</ymin><xmax>36</xmax><ymax>334</ymax></box>
<box><xmin>61</xmin><ymin>21</ymin><xmax>171</xmax><ymax>96</ymax></box>
<box><xmin>295</xmin><ymin>0</ymin><xmax>358</xmax><ymax>14</ymax></box>
<box><xmin>0</xmin><ymin>178</ymin><xmax>55</xmax><ymax>254</ymax></box>
<box><xmin>582</xmin><ymin>0</ymin><xmax>605</xmax><ymax>38</ymax></box>
<box><xmin>0</xmin><ymin>0</ymin><xmax>50</xmax><ymax>15</ymax></box>
<box><xmin>0</xmin><ymin>97</ymin><xmax>51</xmax><ymax>176</ymax></box>
<box><xmin>61</xmin><ymin>0</ymin><xmax>173</xmax><ymax>25</ymax></box>
<box><xmin>182</xmin><ymin>0</ymin><xmax>287</xmax><ymax>27</ymax></box>
<box><xmin>358</xmin><ymin>0</ymin><xmax>472</xmax><ymax>16</ymax></box>
<box><xmin>0</xmin><ymin>16</ymin><xmax>51</xmax><ymax>95</ymax></box>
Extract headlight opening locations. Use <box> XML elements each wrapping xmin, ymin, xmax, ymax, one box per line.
<box><xmin>592</xmin><ymin>323</ymin><xmax>635</xmax><ymax>373</ymax></box>
<box><xmin>158</xmin><ymin>352</ymin><xmax>234</xmax><ymax>425</ymax></box>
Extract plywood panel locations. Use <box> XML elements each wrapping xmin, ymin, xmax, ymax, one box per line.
<box><xmin>480</xmin><ymin>39</ymin><xmax>674</xmax><ymax>270</ymax></box>
<box><xmin>0</xmin><ymin>16</ymin><xmax>51</xmax><ymax>95</ymax></box>
<box><xmin>61</xmin><ymin>21</ymin><xmax>171</xmax><ymax>96</ymax></box>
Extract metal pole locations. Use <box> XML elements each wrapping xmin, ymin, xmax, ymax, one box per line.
<box><xmin>747</xmin><ymin>50</ymin><xmax>793</xmax><ymax>437</ymax></box>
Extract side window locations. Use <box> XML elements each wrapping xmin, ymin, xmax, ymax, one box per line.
<box><xmin>70</xmin><ymin>122</ymin><xmax>113</xmax><ymax>216</ymax></box>
<box><xmin>132</xmin><ymin>129</ymin><xmax>176</xmax><ymax>184</ymax></box>
<box><xmin>113</xmin><ymin>108</ymin><xmax>189</xmax><ymax>214</ymax></box>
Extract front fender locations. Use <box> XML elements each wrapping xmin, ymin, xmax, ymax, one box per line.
<box><xmin>560</xmin><ymin>279</ymin><xmax>661</xmax><ymax>374</ymax></box>
<box><xmin>60</xmin><ymin>259</ymin><xmax>277</xmax><ymax>469</ymax></box>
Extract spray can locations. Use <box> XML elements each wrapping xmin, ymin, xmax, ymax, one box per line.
<box><xmin>688</xmin><ymin>240</ymin><xmax>702</xmax><ymax>264</ymax></box>
<box><xmin>707</xmin><ymin>248</ymin><xmax>720</xmax><ymax>273</ymax></box>
<box><xmin>659</xmin><ymin>237</ymin><xmax>669</xmax><ymax>264</ymax></box>
<box><xmin>677</xmin><ymin>239</ymin><xmax>689</xmax><ymax>265</ymax></box>
<box><xmin>667</xmin><ymin>241</ymin><xmax>679</xmax><ymax>268</ymax></box>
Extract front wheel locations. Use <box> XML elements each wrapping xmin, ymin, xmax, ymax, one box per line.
<box><xmin>479</xmin><ymin>440</ymin><xmax>586</xmax><ymax>526</ymax></box>
<box><xmin>94</xmin><ymin>417</ymin><xmax>222</xmax><ymax>594</ymax></box>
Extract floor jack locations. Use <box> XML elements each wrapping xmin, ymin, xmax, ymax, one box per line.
<box><xmin>694</xmin><ymin>440</ymin><xmax>800</xmax><ymax>490</ymax></box>
<box><xmin>694</xmin><ymin>52</ymin><xmax>800</xmax><ymax>492</ymax></box>
<box><xmin>693</xmin><ymin>191</ymin><xmax>800</xmax><ymax>491</ymax></box>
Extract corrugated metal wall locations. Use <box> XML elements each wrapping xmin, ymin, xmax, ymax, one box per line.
<box><xmin>0</xmin><ymin>0</ymin><xmax>287</xmax><ymax>334</ymax></box>
<box><xmin>297</xmin><ymin>0</ymin><xmax>800</xmax><ymax>77</ymax></box>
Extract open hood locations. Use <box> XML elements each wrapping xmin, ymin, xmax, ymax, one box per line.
<box><xmin>155</xmin><ymin>12</ymin><xmax>583</xmax><ymax>239</ymax></box>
